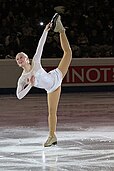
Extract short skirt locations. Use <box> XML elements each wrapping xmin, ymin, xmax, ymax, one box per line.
<box><xmin>47</xmin><ymin>68</ymin><xmax>63</xmax><ymax>93</ymax></box>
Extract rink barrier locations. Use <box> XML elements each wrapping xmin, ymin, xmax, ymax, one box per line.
<box><xmin>0</xmin><ymin>58</ymin><xmax>114</xmax><ymax>93</ymax></box>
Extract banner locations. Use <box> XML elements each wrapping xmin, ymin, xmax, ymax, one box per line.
<box><xmin>1</xmin><ymin>58</ymin><xmax>114</xmax><ymax>88</ymax></box>
<box><xmin>63</xmin><ymin>65</ymin><xmax>114</xmax><ymax>86</ymax></box>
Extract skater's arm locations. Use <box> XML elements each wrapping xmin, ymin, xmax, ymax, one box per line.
<box><xmin>16</xmin><ymin>78</ymin><xmax>32</xmax><ymax>99</ymax></box>
<box><xmin>33</xmin><ymin>23</ymin><xmax>51</xmax><ymax>63</ymax></box>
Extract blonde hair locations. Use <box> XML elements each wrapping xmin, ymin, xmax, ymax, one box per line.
<box><xmin>16</xmin><ymin>52</ymin><xmax>28</xmax><ymax>59</ymax></box>
<box><xmin>16</xmin><ymin>52</ymin><xmax>30</xmax><ymax>65</ymax></box>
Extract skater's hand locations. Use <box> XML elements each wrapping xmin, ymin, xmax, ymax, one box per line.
<box><xmin>45</xmin><ymin>22</ymin><xmax>52</xmax><ymax>32</ymax></box>
<box><xmin>27</xmin><ymin>75</ymin><xmax>35</xmax><ymax>86</ymax></box>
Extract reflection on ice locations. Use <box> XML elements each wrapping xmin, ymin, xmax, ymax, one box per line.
<box><xmin>0</xmin><ymin>126</ymin><xmax>114</xmax><ymax>171</ymax></box>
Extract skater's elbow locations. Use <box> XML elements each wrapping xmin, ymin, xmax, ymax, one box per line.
<box><xmin>16</xmin><ymin>92</ymin><xmax>23</xmax><ymax>100</ymax></box>
<box><xmin>17</xmin><ymin>94</ymin><xmax>22</xmax><ymax>100</ymax></box>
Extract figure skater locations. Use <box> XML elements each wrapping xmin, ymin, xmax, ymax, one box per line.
<box><xmin>16</xmin><ymin>13</ymin><xmax>72</xmax><ymax>147</ymax></box>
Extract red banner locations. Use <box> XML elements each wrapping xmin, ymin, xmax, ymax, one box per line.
<box><xmin>45</xmin><ymin>65</ymin><xmax>114</xmax><ymax>86</ymax></box>
<box><xmin>63</xmin><ymin>66</ymin><xmax>114</xmax><ymax>85</ymax></box>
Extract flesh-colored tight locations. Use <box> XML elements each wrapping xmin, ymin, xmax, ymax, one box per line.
<box><xmin>47</xmin><ymin>30</ymin><xmax>72</xmax><ymax>136</ymax></box>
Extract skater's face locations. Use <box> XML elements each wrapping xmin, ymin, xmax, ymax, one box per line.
<box><xmin>16</xmin><ymin>52</ymin><xmax>29</xmax><ymax>67</ymax></box>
